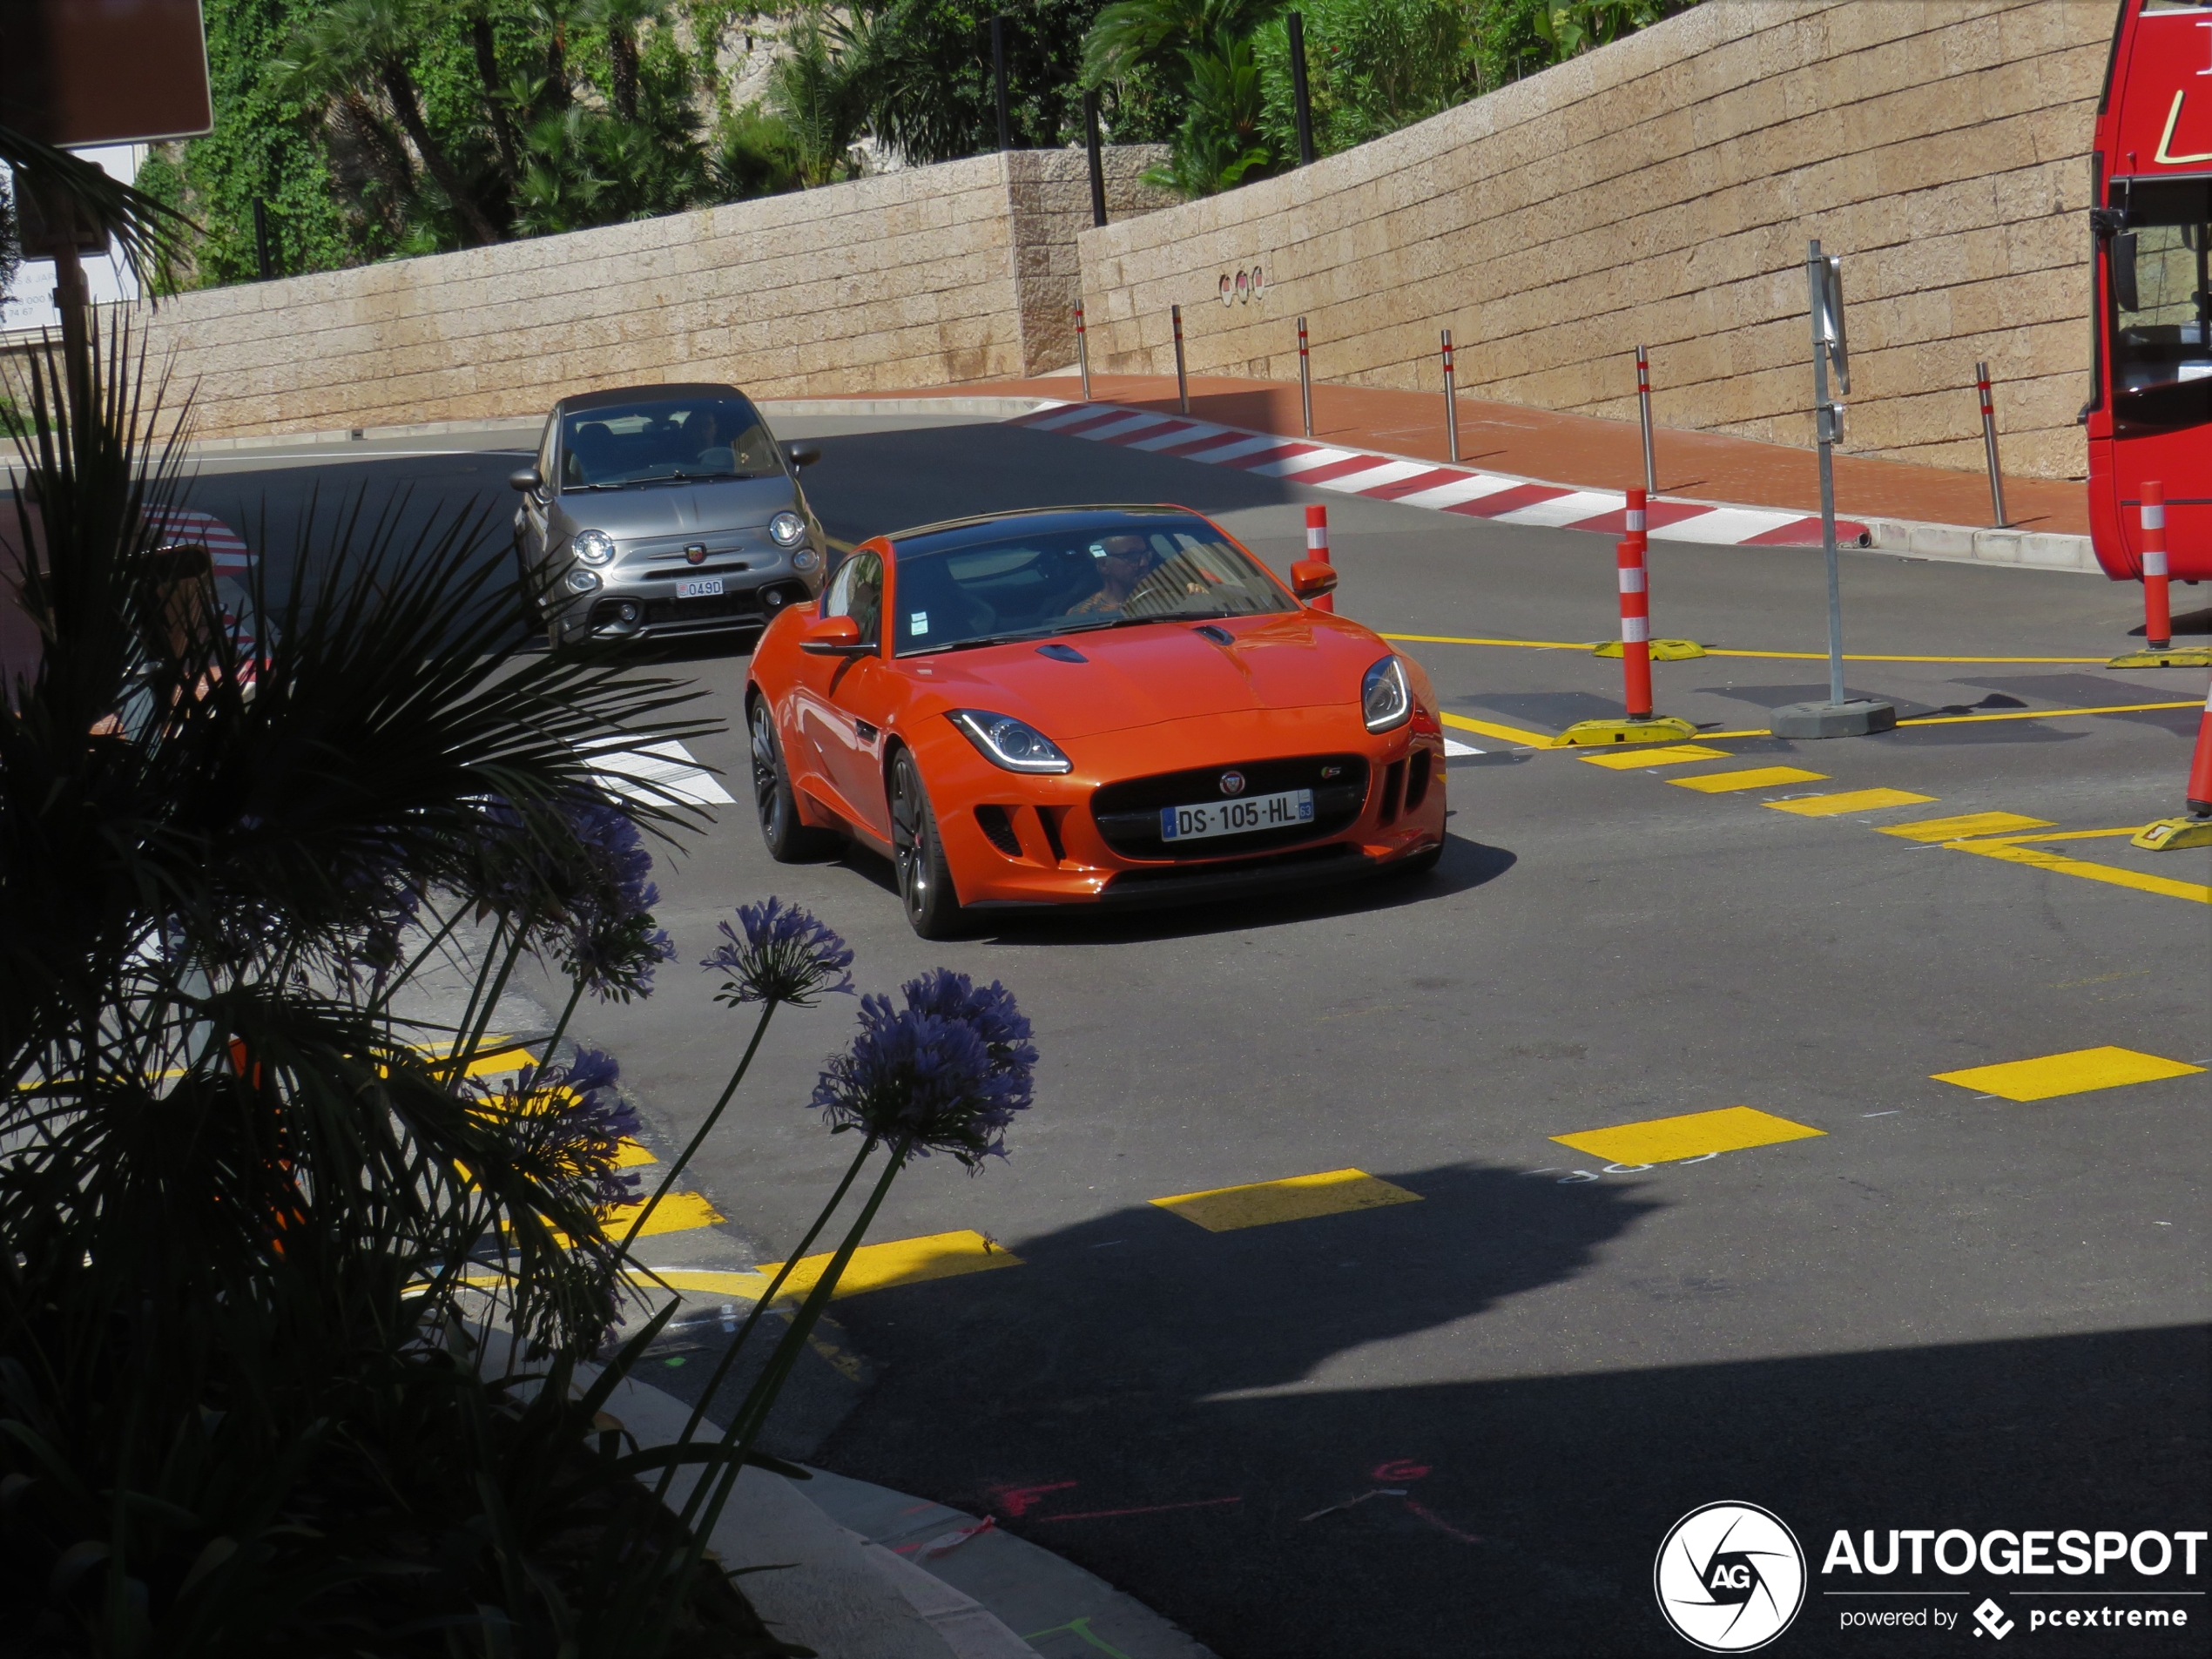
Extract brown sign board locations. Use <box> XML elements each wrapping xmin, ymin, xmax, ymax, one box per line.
<box><xmin>0</xmin><ymin>0</ymin><xmax>214</xmax><ymax>147</ymax></box>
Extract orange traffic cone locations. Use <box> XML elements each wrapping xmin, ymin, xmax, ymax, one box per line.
<box><xmin>2131</xmin><ymin>678</ymin><xmax>2212</xmax><ymax>850</ymax></box>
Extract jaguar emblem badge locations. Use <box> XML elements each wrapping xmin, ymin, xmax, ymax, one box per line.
<box><xmin>1219</xmin><ymin>770</ymin><xmax>1246</xmax><ymax>796</ymax></box>
<box><xmin>685</xmin><ymin>543</ymin><xmax>707</xmax><ymax>564</ymax></box>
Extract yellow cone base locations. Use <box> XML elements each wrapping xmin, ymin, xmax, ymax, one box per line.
<box><xmin>1553</xmin><ymin>715</ymin><xmax>1701</xmax><ymax>748</ymax></box>
<box><xmin>2107</xmin><ymin>647</ymin><xmax>2212</xmax><ymax>669</ymax></box>
<box><xmin>1594</xmin><ymin>639</ymin><xmax>1708</xmax><ymax>660</ymax></box>
<box><xmin>2132</xmin><ymin>816</ymin><xmax>2212</xmax><ymax>852</ymax></box>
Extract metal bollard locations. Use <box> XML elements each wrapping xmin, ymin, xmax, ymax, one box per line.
<box><xmin>1305</xmin><ymin>503</ymin><xmax>1334</xmax><ymax>614</ymax></box>
<box><xmin>1635</xmin><ymin>346</ymin><xmax>1656</xmax><ymax>498</ymax></box>
<box><xmin>1616</xmin><ymin>536</ymin><xmax>1652</xmax><ymax>720</ymax></box>
<box><xmin>1441</xmin><ymin>328</ymin><xmax>1460</xmax><ymax>463</ymax></box>
<box><xmin>1171</xmin><ymin>303</ymin><xmax>1189</xmax><ymax>415</ymax></box>
<box><xmin>1975</xmin><ymin>362</ymin><xmax>2009</xmax><ymax>529</ymax></box>
<box><xmin>1076</xmin><ymin>305</ymin><xmax>1090</xmax><ymax>401</ymax></box>
<box><xmin>2142</xmin><ymin>482</ymin><xmax>2173</xmax><ymax>651</ymax></box>
<box><xmin>1298</xmin><ymin>315</ymin><xmax>1313</xmax><ymax>438</ymax></box>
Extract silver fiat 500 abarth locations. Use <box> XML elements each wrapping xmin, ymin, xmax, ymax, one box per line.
<box><xmin>509</xmin><ymin>383</ymin><xmax>827</xmax><ymax>649</ymax></box>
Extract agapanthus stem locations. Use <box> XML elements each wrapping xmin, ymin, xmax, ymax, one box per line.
<box><xmin>651</xmin><ymin>1130</ymin><xmax>873</xmax><ymax>1503</ymax></box>
<box><xmin>538</xmin><ymin>977</ymin><xmax>587</xmax><ymax>1072</ymax></box>
<box><xmin>676</xmin><ymin>1135</ymin><xmax>909</xmax><ymax>1548</ymax></box>
<box><xmin>616</xmin><ymin>999</ymin><xmax>776</xmax><ymax>1258</ymax></box>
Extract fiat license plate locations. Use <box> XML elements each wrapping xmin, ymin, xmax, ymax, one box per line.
<box><xmin>676</xmin><ymin>577</ymin><xmax>724</xmax><ymax>598</ymax></box>
<box><xmin>1160</xmin><ymin>787</ymin><xmax>1313</xmax><ymax>842</ymax></box>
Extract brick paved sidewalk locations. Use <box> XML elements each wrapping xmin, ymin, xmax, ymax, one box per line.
<box><xmin>882</xmin><ymin>374</ymin><xmax>2089</xmax><ymax>538</ymax></box>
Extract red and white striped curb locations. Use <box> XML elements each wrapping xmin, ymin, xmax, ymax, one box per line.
<box><xmin>145</xmin><ymin>506</ymin><xmax>253</xmax><ymax>575</ymax></box>
<box><xmin>1008</xmin><ymin>402</ymin><xmax>1867</xmax><ymax>549</ymax></box>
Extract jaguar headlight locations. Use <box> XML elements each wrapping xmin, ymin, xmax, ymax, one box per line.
<box><xmin>769</xmin><ymin>511</ymin><xmax>806</xmax><ymax>548</ymax></box>
<box><xmin>1362</xmin><ymin>655</ymin><xmax>1413</xmax><ymax>733</ymax></box>
<box><xmin>570</xmin><ymin>529</ymin><xmax>617</xmax><ymax>566</ymax></box>
<box><xmin>949</xmin><ymin>710</ymin><xmax>1072</xmax><ymax>774</ymax></box>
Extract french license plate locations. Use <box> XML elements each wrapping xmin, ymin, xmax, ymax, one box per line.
<box><xmin>1160</xmin><ymin>787</ymin><xmax>1313</xmax><ymax>842</ymax></box>
<box><xmin>676</xmin><ymin>577</ymin><xmax>724</xmax><ymax>598</ymax></box>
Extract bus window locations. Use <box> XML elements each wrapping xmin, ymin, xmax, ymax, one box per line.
<box><xmin>2111</xmin><ymin>181</ymin><xmax>2212</xmax><ymax>426</ymax></box>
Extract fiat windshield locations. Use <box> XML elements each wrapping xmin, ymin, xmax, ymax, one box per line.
<box><xmin>889</xmin><ymin>515</ymin><xmax>1296</xmax><ymax>657</ymax></box>
<box><xmin>559</xmin><ymin>395</ymin><xmax>783</xmax><ymax>488</ymax></box>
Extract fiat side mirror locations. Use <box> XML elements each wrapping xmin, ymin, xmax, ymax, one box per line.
<box><xmin>1290</xmin><ymin>559</ymin><xmax>1338</xmax><ymax>601</ymax></box>
<box><xmin>507</xmin><ymin>466</ymin><xmax>543</xmax><ymax>493</ymax></box>
<box><xmin>781</xmin><ymin>442</ymin><xmax>822</xmax><ymax>472</ymax></box>
<box><xmin>800</xmin><ymin>614</ymin><xmax>872</xmax><ymax>656</ymax></box>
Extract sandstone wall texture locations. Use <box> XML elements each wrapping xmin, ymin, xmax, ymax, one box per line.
<box><xmin>1077</xmin><ymin>1</ymin><xmax>2113</xmax><ymax>481</ymax></box>
<box><xmin>130</xmin><ymin>147</ymin><xmax>1166</xmax><ymax>439</ymax></box>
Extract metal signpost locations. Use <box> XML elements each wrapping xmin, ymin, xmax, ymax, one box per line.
<box><xmin>1770</xmin><ymin>240</ymin><xmax>1896</xmax><ymax>739</ymax></box>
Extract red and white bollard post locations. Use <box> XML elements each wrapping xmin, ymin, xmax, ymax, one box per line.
<box><xmin>2141</xmin><ymin>482</ymin><xmax>2173</xmax><ymax>652</ymax></box>
<box><xmin>2189</xmin><ymin>681</ymin><xmax>2212</xmax><ymax>816</ymax></box>
<box><xmin>1625</xmin><ymin>484</ymin><xmax>1649</xmax><ymax>558</ymax></box>
<box><xmin>1617</xmin><ymin>529</ymin><xmax>1653</xmax><ymax>720</ymax></box>
<box><xmin>1305</xmin><ymin>502</ymin><xmax>1334</xmax><ymax>613</ymax></box>
<box><xmin>1440</xmin><ymin>327</ymin><xmax>1460</xmax><ymax>463</ymax></box>
<box><xmin>1297</xmin><ymin>314</ymin><xmax>1313</xmax><ymax>437</ymax></box>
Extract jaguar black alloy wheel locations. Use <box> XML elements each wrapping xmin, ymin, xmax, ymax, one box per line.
<box><xmin>889</xmin><ymin>749</ymin><xmax>965</xmax><ymax>939</ymax></box>
<box><xmin>750</xmin><ymin>697</ymin><xmax>833</xmax><ymax>862</ymax></box>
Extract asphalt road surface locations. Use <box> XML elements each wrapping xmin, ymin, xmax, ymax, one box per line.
<box><xmin>169</xmin><ymin>411</ymin><xmax>2209</xmax><ymax>1659</ymax></box>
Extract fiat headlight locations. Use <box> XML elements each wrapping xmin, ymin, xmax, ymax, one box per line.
<box><xmin>949</xmin><ymin>710</ymin><xmax>1072</xmax><ymax>774</ymax></box>
<box><xmin>769</xmin><ymin>511</ymin><xmax>806</xmax><ymax>548</ymax></box>
<box><xmin>792</xmin><ymin>548</ymin><xmax>820</xmax><ymax>572</ymax></box>
<box><xmin>570</xmin><ymin>529</ymin><xmax>617</xmax><ymax>566</ymax></box>
<box><xmin>1362</xmin><ymin>656</ymin><xmax>1413</xmax><ymax>733</ymax></box>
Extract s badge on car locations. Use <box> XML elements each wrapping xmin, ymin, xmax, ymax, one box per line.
<box><xmin>1219</xmin><ymin>771</ymin><xmax>1246</xmax><ymax>796</ymax></box>
<box><xmin>685</xmin><ymin>543</ymin><xmax>707</xmax><ymax>564</ymax></box>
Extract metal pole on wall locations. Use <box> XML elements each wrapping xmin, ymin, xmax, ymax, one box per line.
<box><xmin>1298</xmin><ymin>315</ymin><xmax>1313</xmax><ymax>437</ymax></box>
<box><xmin>992</xmin><ymin>15</ymin><xmax>1011</xmax><ymax>152</ymax></box>
<box><xmin>1076</xmin><ymin>304</ymin><xmax>1091</xmax><ymax>401</ymax></box>
<box><xmin>1287</xmin><ymin>11</ymin><xmax>1317</xmax><ymax>167</ymax></box>
<box><xmin>1635</xmin><ymin>344</ymin><xmax>1656</xmax><ymax>497</ymax></box>
<box><xmin>1770</xmin><ymin>239</ymin><xmax>1895</xmax><ymax>739</ymax></box>
<box><xmin>1440</xmin><ymin>327</ymin><xmax>1459</xmax><ymax>463</ymax></box>
<box><xmin>1171</xmin><ymin>303</ymin><xmax>1189</xmax><ymax>415</ymax></box>
<box><xmin>1974</xmin><ymin>361</ymin><xmax>2009</xmax><ymax>529</ymax></box>
<box><xmin>1082</xmin><ymin>90</ymin><xmax>1107</xmax><ymax>228</ymax></box>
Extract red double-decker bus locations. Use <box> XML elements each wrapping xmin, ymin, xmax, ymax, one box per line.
<box><xmin>2088</xmin><ymin>0</ymin><xmax>2212</xmax><ymax>582</ymax></box>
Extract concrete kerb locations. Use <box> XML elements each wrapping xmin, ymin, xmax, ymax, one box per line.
<box><xmin>1859</xmin><ymin>515</ymin><xmax>2098</xmax><ymax>575</ymax></box>
<box><xmin>571</xmin><ymin>1355</ymin><xmax>1217</xmax><ymax>1659</ymax></box>
<box><xmin>174</xmin><ymin>399</ymin><xmax>1062</xmax><ymax>454</ymax></box>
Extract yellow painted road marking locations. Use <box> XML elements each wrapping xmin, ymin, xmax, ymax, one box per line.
<box><xmin>1765</xmin><ymin>787</ymin><xmax>1937</xmax><ymax>816</ymax></box>
<box><xmin>1578</xmin><ymin>744</ymin><xmax>1730</xmax><ymax>769</ymax></box>
<box><xmin>1947</xmin><ymin>840</ymin><xmax>2212</xmax><ymax>905</ymax></box>
<box><xmin>1151</xmin><ymin>1169</ymin><xmax>1422</xmax><ymax>1232</ymax></box>
<box><xmin>1552</xmin><ymin>1106</ymin><xmax>1824</xmax><ymax>1164</ymax></box>
<box><xmin>1669</xmin><ymin>766</ymin><xmax>1829</xmax><ymax>793</ymax></box>
<box><xmin>719</xmin><ymin>1230</ymin><xmax>1021</xmax><ymax>1302</ymax></box>
<box><xmin>1899</xmin><ymin>700</ymin><xmax>2197</xmax><ymax>728</ymax></box>
<box><xmin>1880</xmin><ymin>811</ymin><xmax>2054</xmax><ymax>842</ymax></box>
<box><xmin>1442</xmin><ymin>711</ymin><xmax>1554</xmax><ymax>746</ymax></box>
<box><xmin>616</xmin><ymin>1138</ymin><xmax>658</xmax><ymax>1168</ymax></box>
<box><xmin>1932</xmin><ymin>1046</ymin><xmax>2205</xmax><ymax>1102</ymax></box>
<box><xmin>1973</xmin><ymin>826</ymin><xmax>2147</xmax><ymax>845</ymax></box>
<box><xmin>1383</xmin><ymin>634</ymin><xmax>2107</xmax><ymax>664</ymax></box>
<box><xmin>594</xmin><ymin>1190</ymin><xmax>723</xmax><ymax>1239</ymax></box>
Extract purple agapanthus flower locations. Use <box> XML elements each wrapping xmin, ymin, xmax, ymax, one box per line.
<box><xmin>811</xmin><ymin>970</ymin><xmax>1035</xmax><ymax>1169</ymax></box>
<box><xmin>491</xmin><ymin>1046</ymin><xmax>644</xmax><ymax>1209</ymax></box>
<box><xmin>469</xmin><ymin>794</ymin><xmax>675</xmax><ymax>1002</ymax></box>
<box><xmin>702</xmin><ymin>897</ymin><xmax>856</xmax><ymax>1009</ymax></box>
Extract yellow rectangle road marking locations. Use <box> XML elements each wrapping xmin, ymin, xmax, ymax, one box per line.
<box><xmin>1879</xmin><ymin>811</ymin><xmax>2054</xmax><ymax>842</ymax></box>
<box><xmin>1151</xmin><ymin>1169</ymin><xmax>1422</xmax><ymax>1231</ymax></box>
<box><xmin>1669</xmin><ymin>766</ymin><xmax>1829</xmax><ymax>793</ymax></box>
<box><xmin>1765</xmin><ymin>788</ymin><xmax>1937</xmax><ymax>816</ymax></box>
<box><xmin>741</xmin><ymin>1230</ymin><xmax>1021</xmax><ymax>1302</ymax></box>
<box><xmin>1932</xmin><ymin>1046</ymin><xmax>2204</xmax><ymax>1102</ymax></box>
<box><xmin>616</xmin><ymin>1138</ymin><xmax>657</xmax><ymax>1168</ymax></box>
<box><xmin>1947</xmin><ymin>840</ymin><xmax>2212</xmax><ymax>904</ymax></box>
<box><xmin>1552</xmin><ymin>1106</ymin><xmax>1825</xmax><ymax>1164</ymax></box>
<box><xmin>1578</xmin><ymin>745</ymin><xmax>1730</xmax><ymax>769</ymax></box>
<box><xmin>1442</xmin><ymin>711</ymin><xmax>1554</xmax><ymax>746</ymax></box>
<box><xmin>595</xmin><ymin>1189</ymin><xmax>723</xmax><ymax>1238</ymax></box>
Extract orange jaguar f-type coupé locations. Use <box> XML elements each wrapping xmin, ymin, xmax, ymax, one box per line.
<box><xmin>745</xmin><ymin>505</ymin><xmax>1448</xmax><ymax>936</ymax></box>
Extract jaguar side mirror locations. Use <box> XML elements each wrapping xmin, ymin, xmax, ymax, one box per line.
<box><xmin>1290</xmin><ymin>559</ymin><xmax>1339</xmax><ymax>600</ymax></box>
<box><xmin>800</xmin><ymin>614</ymin><xmax>873</xmax><ymax>656</ymax></box>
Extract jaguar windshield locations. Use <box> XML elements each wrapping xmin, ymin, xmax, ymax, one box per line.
<box><xmin>560</xmin><ymin>395</ymin><xmax>782</xmax><ymax>488</ymax></box>
<box><xmin>890</xmin><ymin>514</ymin><xmax>1297</xmax><ymax>657</ymax></box>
